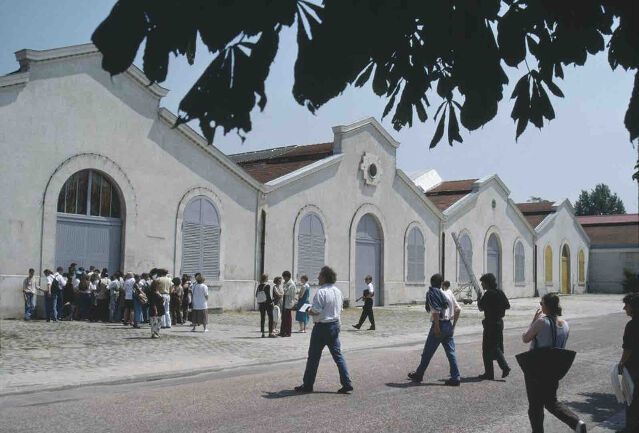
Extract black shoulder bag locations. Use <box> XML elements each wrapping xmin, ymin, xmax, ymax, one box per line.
<box><xmin>515</xmin><ymin>317</ymin><xmax>576</xmax><ymax>383</ymax></box>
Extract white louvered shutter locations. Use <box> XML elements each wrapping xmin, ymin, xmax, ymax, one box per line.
<box><xmin>182</xmin><ymin>222</ymin><xmax>202</xmax><ymax>275</ymax></box>
<box><xmin>181</xmin><ymin>197</ymin><xmax>220</xmax><ymax>279</ymax></box>
<box><xmin>407</xmin><ymin>228</ymin><xmax>425</xmax><ymax>282</ymax></box>
<box><xmin>298</xmin><ymin>213</ymin><xmax>325</xmax><ymax>282</ymax></box>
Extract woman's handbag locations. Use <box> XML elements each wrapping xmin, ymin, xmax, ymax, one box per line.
<box><xmin>515</xmin><ymin>317</ymin><xmax>576</xmax><ymax>383</ymax></box>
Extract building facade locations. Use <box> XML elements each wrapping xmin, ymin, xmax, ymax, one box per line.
<box><xmin>0</xmin><ymin>44</ymin><xmax>595</xmax><ymax>318</ymax></box>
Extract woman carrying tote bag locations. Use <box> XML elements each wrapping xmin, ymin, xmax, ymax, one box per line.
<box><xmin>519</xmin><ymin>293</ymin><xmax>586</xmax><ymax>433</ymax></box>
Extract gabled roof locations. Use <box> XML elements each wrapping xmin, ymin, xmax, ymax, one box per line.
<box><xmin>228</xmin><ymin>142</ymin><xmax>334</xmax><ymax>184</ymax></box>
<box><xmin>577</xmin><ymin>214</ymin><xmax>639</xmax><ymax>248</ymax></box>
<box><xmin>516</xmin><ymin>201</ymin><xmax>555</xmax><ymax>228</ymax></box>
<box><xmin>424</xmin><ymin>179</ymin><xmax>477</xmax><ymax>212</ymax></box>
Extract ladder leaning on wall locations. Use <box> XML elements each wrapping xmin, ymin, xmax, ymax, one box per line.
<box><xmin>450</xmin><ymin>232</ymin><xmax>483</xmax><ymax>304</ymax></box>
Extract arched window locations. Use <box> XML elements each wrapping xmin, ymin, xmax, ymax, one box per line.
<box><xmin>578</xmin><ymin>249</ymin><xmax>585</xmax><ymax>283</ymax></box>
<box><xmin>458</xmin><ymin>234</ymin><xmax>473</xmax><ymax>283</ymax></box>
<box><xmin>298</xmin><ymin>213</ymin><xmax>325</xmax><ymax>282</ymax></box>
<box><xmin>406</xmin><ymin>227</ymin><xmax>425</xmax><ymax>282</ymax></box>
<box><xmin>57</xmin><ymin>170</ymin><xmax>120</xmax><ymax>218</ymax></box>
<box><xmin>514</xmin><ymin>241</ymin><xmax>525</xmax><ymax>283</ymax></box>
<box><xmin>544</xmin><ymin>245</ymin><xmax>553</xmax><ymax>283</ymax></box>
<box><xmin>182</xmin><ymin>196</ymin><xmax>220</xmax><ymax>280</ymax></box>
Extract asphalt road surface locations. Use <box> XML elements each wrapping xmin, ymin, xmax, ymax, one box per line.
<box><xmin>0</xmin><ymin>313</ymin><xmax>627</xmax><ymax>433</ymax></box>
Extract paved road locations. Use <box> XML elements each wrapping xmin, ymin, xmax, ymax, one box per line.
<box><xmin>0</xmin><ymin>313</ymin><xmax>628</xmax><ymax>433</ymax></box>
<box><xmin>0</xmin><ymin>295</ymin><xmax>623</xmax><ymax>394</ymax></box>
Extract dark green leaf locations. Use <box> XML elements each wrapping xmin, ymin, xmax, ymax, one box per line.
<box><xmin>447</xmin><ymin>104</ymin><xmax>463</xmax><ymax>146</ymax></box>
<box><xmin>354</xmin><ymin>62</ymin><xmax>374</xmax><ymax>88</ymax></box>
<box><xmin>543</xmin><ymin>78</ymin><xmax>564</xmax><ymax>97</ymax></box>
<box><xmin>429</xmin><ymin>110</ymin><xmax>446</xmax><ymax>148</ymax></box>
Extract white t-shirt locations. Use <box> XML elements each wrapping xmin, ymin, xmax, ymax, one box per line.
<box><xmin>123</xmin><ymin>277</ymin><xmax>135</xmax><ymax>300</ymax></box>
<box><xmin>366</xmin><ymin>282</ymin><xmax>375</xmax><ymax>296</ymax></box>
<box><xmin>192</xmin><ymin>283</ymin><xmax>209</xmax><ymax>310</ymax></box>
<box><xmin>311</xmin><ymin>284</ymin><xmax>343</xmax><ymax>323</ymax></box>
<box><xmin>439</xmin><ymin>289</ymin><xmax>461</xmax><ymax>321</ymax></box>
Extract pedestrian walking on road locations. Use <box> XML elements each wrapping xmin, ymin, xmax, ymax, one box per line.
<box><xmin>279</xmin><ymin>271</ymin><xmax>296</xmax><ymax>337</ymax></box>
<box><xmin>617</xmin><ymin>293</ymin><xmax>639</xmax><ymax>433</ymax></box>
<box><xmin>191</xmin><ymin>274</ymin><xmax>209</xmax><ymax>332</ymax></box>
<box><xmin>148</xmin><ymin>284</ymin><xmax>165</xmax><ymax>339</ymax></box>
<box><xmin>353</xmin><ymin>275</ymin><xmax>376</xmax><ymax>330</ymax></box>
<box><xmin>295</xmin><ymin>266</ymin><xmax>353</xmax><ymax>394</ymax></box>
<box><xmin>256</xmin><ymin>274</ymin><xmax>275</xmax><ymax>338</ymax></box>
<box><xmin>521</xmin><ymin>293</ymin><xmax>586</xmax><ymax>433</ymax></box>
<box><xmin>407</xmin><ymin>273</ymin><xmax>461</xmax><ymax>386</ymax></box>
<box><xmin>22</xmin><ymin>268</ymin><xmax>38</xmax><ymax>320</ymax></box>
<box><xmin>477</xmin><ymin>273</ymin><xmax>511</xmax><ymax>380</ymax></box>
<box><xmin>296</xmin><ymin>275</ymin><xmax>310</xmax><ymax>333</ymax></box>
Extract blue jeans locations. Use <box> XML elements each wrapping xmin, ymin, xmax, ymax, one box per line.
<box><xmin>46</xmin><ymin>292</ymin><xmax>59</xmax><ymax>321</ymax></box>
<box><xmin>303</xmin><ymin>321</ymin><xmax>352</xmax><ymax>388</ymax></box>
<box><xmin>109</xmin><ymin>295</ymin><xmax>118</xmax><ymax>322</ymax></box>
<box><xmin>24</xmin><ymin>293</ymin><xmax>35</xmax><ymax>320</ymax></box>
<box><xmin>414</xmin><ymin>320</ymin><xmax>460</xmax><ymax>381</ymax></box>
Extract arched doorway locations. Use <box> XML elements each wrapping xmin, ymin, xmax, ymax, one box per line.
<box><xmin>55</xmin><ymin>170</ymin><xmax>123</xmax><ymax>272</ymax></box>
<box><xmin>561</xmin><ymin>244</ymin><xmax>571</xmax><ymax>294</ymax></box>
<box><xmin>181</xmin><ymin>196</ymin><xmax>221</xmax><ymax>280</ymax></box>
<box><xmin>356</xmin><ymin>214</ymin><xmax>382</xmax><ymax>306</ymax></box>
<box><xmin>486</xmin><ymin>233</ymin><xmax>501</xmax><ymax>289</ymax></box>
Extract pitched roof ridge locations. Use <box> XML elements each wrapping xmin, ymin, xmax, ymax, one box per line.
<box><xmin>228</xmin><ymin>141</ymin><xmax>333</xmax><ymax>164</ymax></box>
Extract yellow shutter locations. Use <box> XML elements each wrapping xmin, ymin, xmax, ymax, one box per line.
<box><xmin>544</xmin><ymin>246</ymin><xmax>553</xmax><ymax>283</ymax></box>
<box><xmin>578</xmin><ymin>250</ymin><xmax>585</xmax><ymax>283</ymax></box>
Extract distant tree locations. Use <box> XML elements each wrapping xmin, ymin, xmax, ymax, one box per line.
<box><xmin>91</xmin><ymin>0</ymin><xmax>638</xmax><ymax>161</ymax></box>
<box><xmin>528</xmin><ymin>196</ymin><xmax>544</xmax><ymax>203</ymax></box>
<box><xmin>574</xmin><ymin>184</ymin><xmax>626</xmax><ymax>215</ymax></box>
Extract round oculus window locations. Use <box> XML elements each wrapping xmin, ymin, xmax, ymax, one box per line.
<box><xmin>368</xmin><ymin>163</ymin><xmax>378</xmax><ymax>178</ymax></box>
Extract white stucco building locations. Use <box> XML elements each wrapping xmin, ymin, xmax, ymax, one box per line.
<box><xmin>0</xmin><ymin>43</ymin><xmax>594</xmax><ymax>318</ymax></box>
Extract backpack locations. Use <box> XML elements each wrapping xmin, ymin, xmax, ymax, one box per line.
<box><xmin>51</xmin><ymin>275</ymin><xmax>61</xmax><ymax>294</ymax></box>
<box><xmin>256</xmin><ymin>284</ymin><xmax>267</xmax><ymax>303</ymax></box>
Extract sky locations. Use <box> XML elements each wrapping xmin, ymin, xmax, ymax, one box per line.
<box><xmin>1</xmin><ymin>0</ymin><xmax>637</xmax><ymax>212</ymax></box>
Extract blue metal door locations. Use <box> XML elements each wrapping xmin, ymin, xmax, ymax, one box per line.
<box><xmin>355</xmin><ymin>214</ymin><xmax>381</xmax><ymax>305</ymax></box>
<box><xmin>56</xmin><ymin>214</ymin><xmax>122</xmax><ymax>273</ymax></box>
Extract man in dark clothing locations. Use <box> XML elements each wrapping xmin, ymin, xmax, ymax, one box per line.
<box><xmin>353</xmin><ymin>275</ymin><xmax>376</xmax><ymax>330</ymax></box>
<box><xmin>477</xmin><ymin>273</ymin><xmax>511</xmax><ymax>380</ymax></box>
<box><xmin>619</xmin><ymin>293</ymin><xmax>639</xmax><ymax>433</ymax></box>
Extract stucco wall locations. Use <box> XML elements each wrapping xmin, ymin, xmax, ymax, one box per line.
<box><xmin>535</xmin><ymin>205</ymin><xmax>590</xmax><ymax>296</ymax></box>
<box><xmin>0</xmin><ymin>53</ymin><xmax>258</xmax><ymax>318</ymax></box>
<box><xmin>262</xmin><ymin>123</ymin><xmax>441</xmax><ymax>305</ymax></box>
<box><xmin>443</xmin><ymin>180</ymin><xmax>536</xmax><ymax>299</ymax></box>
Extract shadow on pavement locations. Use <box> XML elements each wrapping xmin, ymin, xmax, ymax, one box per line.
<box><xmin>385</xmin><ymin>382</ymin><xmax>444</xmax><ymax>388</ymax></box>
<box><xmin>456</xmin><ymin>376</ymin><xmax>505</xmax><ymax>383</ymax></box>
<box><xmin>565</xmin><ymin>392</ymin><xmax>621</xmax><ymax>422</ymax></box>
<box><xmin>262</xmin><ymin>390</ymin><xmax>337</xmax><ymax>399</ymax></box>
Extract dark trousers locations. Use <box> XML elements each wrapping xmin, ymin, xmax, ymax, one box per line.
<box><xmin>259</xmin><ymin>302</ymin><xmax>274</xmax><ymax>334</ymax></box>
<box><xmin>524</xmin><ymin>375</ymin><xmax>580</xmax><ymax>432</ymax></box>
<box><xmin>357</xmin><ymin>298</ymin><xmax>375</xmax><ymax>327</ymax></box>
<box><xmin>171</xmin><ymin>300</ymin><xmax>183</xmax><ymax>324</ymax></box>
<box><xmin>280</xmin><ymin>299</ymin><xmax>292</xmax><ymax>336</ymax></box>
<box><xmin>302</xmin><ymin>321</ymin><xmax>351</xmax><ymax>388</ymax></box>
<box><xmin>482</xmin><ymin>319</ymin><xmax>510</xmax><ymax>377</ymax></box>
<box><xmin>626</xmin><ymin>371</ymin><xmax>639</xmax><ymax>432</ymax></box>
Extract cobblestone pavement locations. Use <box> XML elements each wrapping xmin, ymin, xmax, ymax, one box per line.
<box><xmin>0</xmin><ymin>294</ymin><xmax>625</xmax><ymax>394</ymax></box>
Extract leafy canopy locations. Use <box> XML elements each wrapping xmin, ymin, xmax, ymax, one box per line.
<box><xmin>574</xmin><ymin>183</ymin><xmax>626</xmax><ymax>215</ymax></box>
<box><xmin>92</xmin><ymin>0</ymin><xmax>638</xmax><ymax>150</ymax></box>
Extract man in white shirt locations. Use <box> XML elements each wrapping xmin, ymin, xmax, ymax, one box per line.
<box><xmin>122</xmin><ymin>273</ymin><xmax>135</xmax><ymax>325</ymax></box>
<box><xmin>408</xmin><ymin>275</ymin><xmax>462</xmax><ymax>386</ymax></box>
<box><xmin>295</xmin><ymin>266</ymin><xmax>353</xmax><ymax>394</ymax></box>
<box><xmin>23</xmin><ymin>268</ymin><xmax>39</xmax><ymax>320</ymax></box>
<box><xmin>353</xmin><ymin>275</ymin><xmax>376</xmax><ymax>330</ymax></box>
<box><xmin>108</xmin><ymin>273</ymin><xmax>121</xmax><ymax>323</ymax></box>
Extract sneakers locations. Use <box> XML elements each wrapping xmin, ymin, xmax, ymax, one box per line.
<box><xmin>337</xmin><ymin>385</ymin><xmax>354</xmax><ymax>394</ymax></box>
<box><xmin>407</xmin><ymin>371</ymin><xmax>423</xmax><ymax>382</ymax></box>
<box><xmin>575</xmin><ymin>420</ymin><xmax>586</xmax><ymax>433</ymax></box>
<box><xmin>502</xmin><ymin>367</ymin><xmax>511</xmax><ymax>378</ymax></box>
<box><xmin>294</xmin><ymin>385</ymin><xmax>313</xmax><ymax>393</ymax></box>
<box><xmin>444</xmin><ymin>378</ymin><xmax>461</xmax><ymax>387</ymax></box>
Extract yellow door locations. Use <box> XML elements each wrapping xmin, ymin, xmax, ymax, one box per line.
<box><xmin>561</xmin><ymin>257</ymin><xmax>569</xmax><ymax>294</ymax></box>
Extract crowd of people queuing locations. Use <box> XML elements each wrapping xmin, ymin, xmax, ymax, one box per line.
<box><xmin>21</xmin><ymin>263</ymin><xmax>638</xmax><ymax>433</ymax></box>
<box><xmin>24</xmin><ymin>263</ymin><xmax>210</xmax><ymax>338</ymax></box>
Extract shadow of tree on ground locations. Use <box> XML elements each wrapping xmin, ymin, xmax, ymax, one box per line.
<box><xmin>565</xmin><ymin>392</ymin><xmax>622</xmax><ymax>422</ymax></box>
